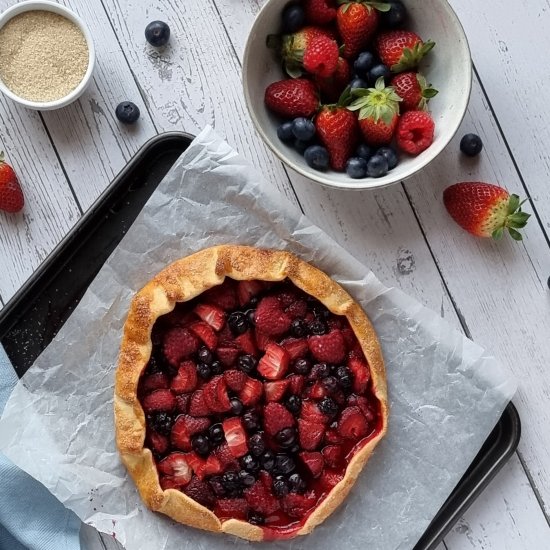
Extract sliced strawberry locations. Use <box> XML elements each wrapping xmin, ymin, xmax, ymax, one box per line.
<box><xmin>189</xmin><ymin>389</ymin><xmax>210</xmax><ymax>416</ymax></box>
<box><xmin>281</xmin><ymin>492</ymin><xmax>317</xmax><ymax>519</ymax></box>
<box><xmin>222</xmin><ymin>417</ymin><xmax>248</xmax><ymax>458</ymax></box>
<box><xmin>237</xmin><ymin>280</ymin><xmax>265</xmax><ymax>307</ymax></box>
<box><xmin>280</xmin><ymin>337</ymin><xmax>309</xmax><ymax>361</ymax></box>
<box><xmin>217</xmin><ymin>345</ymin><xmax>240</xmax><ymax>368</ymax></box>
<box><xmin>245</xmin><ymin>480</ymin><xmax>280</xmax><ymax>515</ymax></box>
<box><xmin>264</xmin><ymin>402</ymin><xmax>295</xmax><ymax>436</ymax></box>
<box><xmin>322</xmin><ymin>445</ymin><xmax>343</xmax><ymax>468</ymax></box>
<box><xmin>308</xmin><ymin>380</ymin><xmax>328</xmax><ymax>400</ymax></box>
<box><xmin>285</xmin><ymin>299</ymin><xmax>308</xmax><ymax>319</ymax></box>
<box><xmin>255</xmin><ymin>327</ymin><xmax>274</xmax><ymax>351</ymax></box>
<box><xmin>142</xmin><ymin>389</ymin><xmax>176</xmax><ymax>413</ymax></box>
<box><xmin>255</xmin><ymin>296</ymin><xmax>292</xmax><ymax>337</ymax></box>
<box><xmin>299</xmin><ymin>451</ymin><xmax>324</xmax><ymax>478</ymax></box>
<box><xmin>258</xmin><ymin>343</ymin><xmax>290</xmax><ymax>380</ymax></box>
<box><xmin>338</xmin><ymin>406</ymin><xmax>369</xmax><ymax>439</ymax></box>
<box><xmin>347</xmin><ymin>395</ymin><xmax>375</xmax><ymax>422</ymax></box>
<box><xmin>264</xmin><ymin>379</ymin><xmax>290</xmax><ymax>402</ymax></box>
<box><xmin>308</xmin><ymin>329</ymin><xmax>346</xmax><ymax>364</ymax></box>
<box><xmin>160</xmin><ymin>476</ymin><xmax>182</xmax><ymax>490</ymax></box>
<box><xmin>157</xmin><ymin>452</ymin><xmax>193</xmax><ymax>486</ymax></box>
<box><xmin>163</xmin><ymin>327</ymin><xmax>199</xmax><ymax>366</ymax></box>
<box><xmin>175</xmin><ymin>393</ymin><xmax>191</xmax><ymax>414</ymax></box>
<box><xmin>298</xmin><ymin>419</ymin><xmax>325</xmax><ymax>450</ymax></box>
<box><xmin>171</xmin><ymin>415</ymin><xmax>211</xmax><ymax>451</ymax></box>
<box><xmin>202</xmin><ymin>281</ymin><xmax>238</xmax><ymax>311</ymax></box>
<box><xmin>193</xmin><ymin>303</ymin><xmax>226</xmax><ymax>331</ymax></box>
<box><xmin>239</xmin><ymin>377</ymin><xmax>263</xmax><ymax>406</ymax></box>
<box><xmin>319</xmin><ymin>469</ymin><xmax>344</xmax><ymax>491</ymax></box>
<box><xmin>141</xmin><ymin>372</ymin><xmax>169</xmax><ymax>393</ymax></box>
<box><xmin>214</xmin><ymin>442</ymin><xmax>238</xmax><ymax>468</ymax></box>
<box><xmin>189</xmin><ymin>321</ymin><xmax>218</xmax><ymax>350</ymax></box>
<box><xmin>203</xmin><ymin>454</ymin><xmax>223</xmax><ymax>476</ymax></box>
<box><xmin>324</xmin><ymin>428</ymin><xmax>343</xmax><ymax>445</ymax></box>
<box><xmin>148</xmin><ymin>431</ymin><xmax>169</xmax><ymax>455</ymax></box>
<box><xmin>223</xmin><ymin>369</ymin><xmax>247</xmax><ymax>391</ymax></box>
<box><xmin>217</xmin><ymin>323</ymin><xmax>235</xmax><ymax>346</ymax></box>
<box><xmin>287</xmin><ymin>374</ymin><xmax>305</xmax><ymax>395</ymax></box>
<box><xmin>300</xmin><ymin>400</ymin><xmax>327</xmax><ymax>424</ymax></box>
<box><xmin>204</xmin><ymin>376</ymin><xmax>231</xmax><ymax>413</ymax></box>
<box><xmin>235</xmin><ymin>330</ymin><xmax>257</xmax><ymax>355</ymax></box>
<box><xmin>214</xmin><ymin>498</ymin><xmax>249</xmax><ymax>520</ymax></box>
<box><xmin>185</xmin><ymin>452</ymin><xmax>207</xmax><ymax>479</ymax></box>
<box><xmin>348</xmin><ymin>356</ymin><xmax>371</xmax><ymax>394</ymax></box>
<box><xmin>171</xmin><ymin>360</ymin><xmax>198</xmax><ymax>393</ymax></box>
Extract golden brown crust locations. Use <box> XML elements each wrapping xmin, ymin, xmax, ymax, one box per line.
<box><xmin>115</xmin><ymin>245</ymin><xmax>388</xmax><ymax>541</ymax></box>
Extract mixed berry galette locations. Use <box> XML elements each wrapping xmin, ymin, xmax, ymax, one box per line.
<box><xmin>115</xmin><ymin>245</ymin><xmax>388</xmax><ymax>541</ymax></box>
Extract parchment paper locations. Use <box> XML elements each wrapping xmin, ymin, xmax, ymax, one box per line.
<box><xmin>0</xmin><ymin>126</ymin><xmax>516</xmax><ymax>550</ymax></box>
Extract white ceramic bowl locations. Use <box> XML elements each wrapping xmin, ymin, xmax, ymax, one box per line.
<box><xmin>0</xmin><ymin>0</ymin><xmax>95</xmax><ymax>110</ymax></box>
<box><xmin>243</xmin><ymin>0</ymin><xmax>472</xmax><ymax>190</ymax></box>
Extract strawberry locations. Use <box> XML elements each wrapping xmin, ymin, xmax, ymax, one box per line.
<box><xmin>316</xmin><ymin>57</ymin><xmax>352</xmax><ymax>103</ymax></box>
<box><xmin>315</xmin><ymin>105</ymin><xmax>359</xmax><ymax>171</ymax></box>
<box><xmin>348</xmin><ymin>77</ymin><xmax>401</xmax><ymax>146</ymax></box>
<box><xmin>0</xmin><ymin>152</ymin><xmax>24</xmax><ymax>213</ymax></box>
<box><xmin>287</xmin><ymin>374</ymin><xmax>305</xmax><ymax>395</ymax></box>
<box><xmin>298</xmin><ymin>418</ymin><xmax>325</xmax><ymax>450</ymax></box>
<box><xmin>303</xmin><ymin>35</ymin><xmax>340</xmax><ymax>77</ymax></box>
<box><xmin>185</xmin><ymin>452</ymin><xmax>208</xmax><ymax>479</ymax></box>
<box><xmin>202</xmin><ymin>281</ymin><xmax>238</xmax><ymax>310</ymax></box>
<box><xmin>193</xmin><ymin>303</ymin><xmax>226</xmax><ymax>331</ymax></box>
<box><xmin>239</xmin><ymin>376</ymin><xmax>263</xmax><ymax>405</ymax></box>
<box><xmin>264</xmin><ymin>402</ymin><xmax>295</xmax><ymax>436</ymax></box>
<box><xmin>203</xmin><ymin>375</ymin><xmax>231</xmax><ymax>412</ymax></box>
<box><xmin>395</xmin><ymin>110</ymin><xmax>434</xmax><ymax>155</ymax></box>
<box><xmin>308</xmin><ymin>380</ymin><xmax>328</xmax><ymax>400</ymax></box>
<box><xmin>255</xmin><ymin>328</ymin><xmax>275</xmax><ymax>351</ymax></box>
<box><xmin>338</xmin><ymin>406</ymin><xmax>370</xmax><ymax>439</ymax></box>
<box><xmin>148</xmin><ymin>431</ymin><xmax>169</xmax><ymax>455</ymax></box>
<box><xmin>216</xmin><ymin>345</ymin><xmax>240</xmax><ymax>367</ymax></box>
<box><xmin>281</xmin><ymin>492</ymin><xmax>317</xmax><ymax>518</ymax></box>
<box><xmin>188</xmin><ymin>321</ymin><xmax>218</xmax><ymax>350</ymax></box>
<box><xmin>348</xmin><ymin>356</ymin><xmax>370</xmax><ymax>393</ymax></box>
<box><xmin>319</xmin><ymin>469</ymin><xmax>344</xmax><ymax>491</ymax></box>
<box><xmin>214</xmin><ymin>498</ymin><xmax>249</xmax><ymax>520</ymax></box>
<box><xmin>157</xmin><ymin>452</ymin><xmax>193</xmax><ymax>486</ymax></box>
<box><xmin>376</xmin><ymin>30</ymin><xmax>435</xmax><ymax>72</ymax></box>
<box><xmin>322</xmin><ymin>445</ymin><xmax>343</xmax><ymax>468</ymax></box>
<box><xmin>304</xmin><ymin>0</ymin><xmax>337</xmax><ymax>25</ymax></box>
<box><xmin>308</xmin><ymin>329</ymin><xmax>346</xmax><ymax>363</ymax></box>
<box><xmin>175</xmin><ymin>393</ymin><xmax>191</xmax><ymax>414</ymax></box>
<box><xmin>264</xmin><ymin>379</ymin><xmax>290</xmax><ymax>402</ymax></box>
<box><xmin>183</xmin><ymin>476</ymin><xmax>215</xmax><ymax>507</ymax></box>
<box><xmin>163</xmin><ymin>327</ymin><xmax>199</xmax><ymax>366</ymax></box>
<box><xmin>141</xmin><ymin>372</ymin><xmax>169</xmax><ymax>394</ymax></box>
<box><xmin>443</xmin><ymin>183</ymin><xmax>530</xmax><ymax>240</ymax></box>
<box><xmin>142</xmin><ymin>389</ymin><xmax>176</xmax><ymax>413</ymax></box>
<box><xmin>280</xmin><ymin>337</ymin><xmax>309</xmax><ymax>361</ymax></box>
<box><xmin>300</xmin><ymin>400</ymin><xmax>327</xmax><ymax>424</ymax></box>
<box><xmin>189</xmin><ymin>389</ymin><xmax>210</xmax><ymax>416</ymax></box>
<box><xmin>223</xmin><ymin>369</ymin><xmax>247</xmax><ymax>391</ymax></box>
<box><xmin>237</xmin><ymin>280</ymin><xmax>265</xmax><ymax>307</ymax></box>
<box><xmin>264</xmin><ymin>78</ymin><xmax>319</xmax><ymax>119</ymax></box>
<box><xmin>245</xmin><ymin>480</ymin><xmax>280</xmax><ymax>515</ymax></box>
<box><xmin>337</xmin><ymin>2</ymin><xmax>385</xmax><ymax>59</ymax></box>
<box><xmin>214</xmin><ymin>442</ymin><xmax>238</xmax><ymax>467</ymax></box>
<box><xmin>171</xmin><ymin>360</ymin><xmax>198</xmax><ymax>393</ymax></box>
<box><xmin>171</xmin><ymin>415</ymin><xmax>211</xmax><ymax>451</ymax></box>
<box><xmin>391</xmin><ymin>71</ymin><xmax>438</xmax><ymax>111</ymax></box>
<box><xmin>324</xmin><ymin>427</ymin><xmax>343</xmax><ymax>445</ymax></box>
<box><xmin>222</xmin><ymin>417</ymin><xmax>248</xmax><ymax>457</ymax></box>
<box><xmin>255</xmin><ymin>296</ymin><xmax>292</xmax><ymax>337</ymax></box>
<box><xmin>299</xmin><ymin>451</ymin><xmax>324</xmax><ymax>478</ymax></box>
<box><xmin>258</xmin><ymin>343</ymin><xmax>290</xmax><ymax>380</ymax></box>
<box><xmin>235</xmin><ymin>330</ymin><xmax>257</xmax><ymax>355</ymax></box>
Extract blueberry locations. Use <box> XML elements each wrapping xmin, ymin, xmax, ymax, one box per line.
<box><xmin>274</xmin><ymin>454</ymin><xmax>296</xmax><ymax>475</ymax></box>
<box><xmin>304</xmin><ymin>145</ymin><xmax>329</xmax><ymax>171</ymax></box>
<box><xmin>197</xmin><ymin>346</ymin><xmax>213</xmax><ymax>365</ymax></box>
<box><xmin>336</xmin><ymin>365</ymin><xmax>353</xmax><ymax>390</ymax></box>
<box><xmin>319</xmin><ymin>397</ymin><xmax>339</xmax><ymax>417</ymax></box>
<box><xmin>377</xmin><ymin>146</ymin><xmax>398</xmax><ymax>169</ymax></box>
<box><xmin>293</xmin><ymin>358</ymin><xmax>311</xmax><ymax>375</ymax></box>
<box><xmin>228</xmin><ymin>311</ymin><xmax>248</xmax><ymax>335</ymax></box>
<box><xmin>309</xmin><ymin>319</ymin><xmax>327</xmax><ymax>335</ymax></box>
<box><xmin>381</xmin><ymin>0</ymin><xmax>408</xmax><ymax>28</ymax></box>
<box><xmin>230</xmin><ymin>397</ymin><xmax>244</xmax><ymax>416</ymax></box>
<box><xmin>261</xmin><ymin>450</ymin><xmax>276</xmax><ymax>471</ymax></box>
<box><xmin>240</xmin><ymin>454</ymin><xmax>260</xmax><ymax>472</ymax></box>
<box><xmin>367</xmin><ymin>64</ymin><xmax>391</xmax><ymax>86</ymax></box>
<box><xmin>273</xmin><ymin>476</ymin><xmax>290</xmax><ymax>497</ymax></box>
<box><xmin>243</xmin><ymin>410</ymin><xmax>261</xmax><ymax>432</ymax></box>
<box><xmin>282</xmin><ymin>1</ymin><xmax>305</xmax><ymax>33</ymax></box>
<box><xmin>322</xmin><ymin>376</ymin><xmax>339</xmax><ymax>394</ymax></box>
<box><xmin>277</xmin><ymin>121</ymin><xmax>295</xmax><ymax>143</ymax></box>
<box><xmin>288</xmin><ymin>473</ymin><xmax>306</xmax><ymax>493</ymax></box>
<box><xmin>311</xmin><ymin>363</ymin><xmax>331</xmax><ymax>379</ymax></box>
<box><xmin>354</xmin><ymin>51</ymin><xmax>375</xmax><ymax>78</ymax></box>
<box><xmin>209</xmin><ymin>476</ymin><xmax>227</xmax><ymax>497</ymax></box>
<box><xmin>145</xmin><ymin>21</ymin><xmax>171</xmax><ymax>47</ymax></box>
<box><xmin>356</xmin><ymin>143</ymin><xmax>373</xmax><ymax>161</ymax></box>
<box><xmin>238</xmin><ymin>354</ymin><xmax>257</xmax><ymax>374</ymax></box>
<box><xmin>245</xmin><ymin>308</ymin><xmax>256</xmax><ymax>325</ymax></box>
<box><xmin>460</xmin><ymin>133</ymin><xmax>483</xmax><ymax>157</ymax></box>
<box><xmin>197</xmin><ymin>362</ymin><xmax>212</xmax><ymax>379</ymax></box>
<box><xmin>222</xmin><ymin>471</ymin><xmax>241</xmax><ymax>493</ymax></box>
<box><xmin>292</xmin><ymin>118</ymin><xmax>316</xmax><ymax>141</ymax></box>
<box><xmin>349</xmin><ymin>77</ymin><xmax>369</xmax><ymax>91</ymax></box>
<box><xmin>248</xmin><ymin>512</ymin><xmax>265</xmax><ymax>525</ymax></box>
<box><xmin>115</xmin><ymin>101</ymin><xmax>140</xmax><ymax>124</ymax></box>
<box><xmin>148</xmin><ymin>412</ymin><xmax>173</xmax><ymax>435</ymax></box>
<box><xmin>275</xmin><ymin>427</ymin><xmax>296</xmax><ymax>448</ymax></box>
<box><xmin>312</xmin><ymin>304</ymin><xmax>330</xmax><ymax>319</ymax></box>
<box><xmin>249</xmin><ymin>433</ymin><xmax>266</xmax><ymax>457</ymax></box>
<box><xmin>239</xmin><ymin>470</ymin><xmax>256</xmax><ymax>487</ymax></box>
<box><xmin>289</xmin><ymin>443</ymin><xmax>301</xmax><ymax>454</ymax></box>
<box><xmin>285</xmin><ymin>395</ymin><xmax>302</xmax><ymax>414</ymax></box>
<box><xmin>209</xmin><ymin>423</ymin><xmax>224</xmax><ymax>445</ymax></box>
<box><xmin>290</xmin><ymin>318</ymin><xmax>308</xmax><ymax>337</ymax></box>
<box><xmin>367</xmin><ymin>154</ymin><xmax>389</xmax><ymax>178</ymax></box>
<box><xmin>191</xmin><ymin>434</ymin><xmax>210</xmax><ymax>456</ymax></box>
<box><xmin>346</xmin><ymin>157</ymin><xmax>368</xmax><ymax>179</ymax></box>
<box><xmin>294</xmin><ymin>139</ymin><xmax>311</xmax><ymax>155</ymax></box>
<box><xmin>210</xmin><ymin>360</ymin><xmax>223</xmax><ymax>375</ymax></box>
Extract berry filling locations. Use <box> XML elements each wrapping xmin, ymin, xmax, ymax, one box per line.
<box><xmin>139</xmin><ymin>277</ymin><xmax>382</xmax><ymax>538</ymax></box>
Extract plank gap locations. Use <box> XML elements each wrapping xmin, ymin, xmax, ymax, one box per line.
<box><xmin>517</xmin><ymin>450</ymin><xmax>550</xmax><ymax>528</ymax></box>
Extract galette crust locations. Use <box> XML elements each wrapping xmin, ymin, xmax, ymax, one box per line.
<box><xmin>115</xmin><ymin>245</ymin><xmax>388</xmax><ymax>541</ymax></box>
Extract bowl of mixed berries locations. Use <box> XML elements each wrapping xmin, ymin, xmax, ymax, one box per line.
<box><xmin>243</xmin><ymin>0</ymin><xmax>471</xmax><ymax>189</ymax></box>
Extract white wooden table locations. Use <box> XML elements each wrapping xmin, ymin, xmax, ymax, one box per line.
<box><xmin>1</xmin><ymin>0</ymin><xmax>549</xmax><ymax>548</ymax></box>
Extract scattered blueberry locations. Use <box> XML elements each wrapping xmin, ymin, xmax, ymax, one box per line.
<box><xmin>275</xmin><ymin>427</ymin><xmax>297</xmax><ymax>448</ymax></box>
<box><xmin>354</xmin><ymin>51</ymin><xmax>375</xmax><ymax>78</ymax></box>
<box><xmin>274</xmin><ymin>454</ymin><xmax>296</xmax><ymax>475</ymax></box>
<box><xmin>356</xmin><ymin>143</ymin><xmax>373</xmax><ymax>161</ymax></box>
<box><xmin>367</xmin><ymin>63</ymin><xmax>392</xmax><ymax>86</ymax></box>
<box><xmin>460</xmin><ymin>133</ymin><xmax>483</xmax><ymax>157</ymax></box>
<box><xmin>197</xmin><ymin>346</ymin><xmax>213</xmax><ymax>365</ymax></box>
<box><xmin>285</xmin><ymin>394</ymin><xmax>302</xmax><ymax>414</ymax></box>
<box><xmin>367</xmin><ymin>154</ymin><xmax>389</xmax><ymax>178</ymax></box>
<box><xmin>290</xmin><ymin>318</ymin><xmax>308</xmax><ymax>337</ymax></box>
<box><xmin>145</xmin><ymin>21</ymin><xmax>170</xmax><ymax>47</ymax></box>
<box><xmin>282</xmin><ymin>1</ymin><xmax>305</xmax><ymax>33</ymax></box>
<box><xmin>243</xmin><ymin>410</ymin><xmax>261</xmax><ymax>432</ymax></box>
<box><xmin>115</xmin><ymin>101</ymin><xmax>140</xmax><ymax>124</ymax></box>
<box><xmin>191</xmin><ymin>434</ymin><xmax>210</xmax><ymax>456</ymax></box>
<box><xmin>319</xmin><ymin>396</ymin><xmax>339</xmax><ymax>417</ymax></box>
<box><xmin>349</xmin><ymin>77</ymin><xmax>369</xmax><ymax>91</ymax></box>
<box><xmin>148</xmin><ymin>412</ymin><xmax>173</xmax><ymax>435</ymax></box>
<box><xmin>209</xmin><ymin>423</ymin><xmax>225</xmax><ymax>445</ymax></box>
<box><xmin>238</xmin><ymin>354</ymin><xmax>258</xmax><ymax>374</ymax></box>
<box><xmin>210</xmin><ymin>360</ymin><xmax>223</xmax><ymax>375</ymax></box>
<box><xmin>249</xmin><ymin>432</ymin><xmax>266</xmax><ymax>457</ymax></box>
<box><xmin>377</xmin><ymin>146</ymin><xmax>398</xmax><ymax>169</ymax></box>
<box><xmin>228</xmin><ymin>311</ymin><xmax>248</xmax><ymax>335</ymax></box>
<box><xmin>309</xmin><ymin>319</ymin><xmax>327</xmax><ymax>335</ymax></box>
<box><xmin>277</xmin><ymin>121</ymin><xmax>295</xmax><ymax>143</ymax></box>
<box><xmin>288</xmin><ymin>473</ymin><xmax>306</xmax><ymax>493</ymax></box>
<box><xmin>346</xmin><ymin>156</ymin><xmax>368</xmax><ymax>178</ymax></box>
<box><xmin>240</xmin><ymin>454</ymin><xmax>260</xmax><ymax>473</ymax></box>
<box><xmin>304</xmin><ymin>145</ymin><xmax>329</xmax><ymax>171</ymax></box>
<box><xmin>322</xmin><ymin>376</ymin><xmax>339</xmax><ymax>394</ymax></box>
<box><xmin>273</xmin><ymin>476</ymin><xmax>290</xmax><ymax>497</ymax></box>
<box><xmin>230</xmin><ymin>397</ymin><xmax>244</xmax><ymax>416</ymax></box>
<box><xmin>294</xmin><ymin>139</ymin><xmax>311</xmax><ymax>155</ymax></box>
<box><xmin>239</xmin><ymin>470</ymin><xmax>256</xmax><ymax>487</ymax></box>
<box><xmin>293</xmin><ymin>358</ymin><xmax>311</xmax><ymax>375</ymax></box>
<box><xmin>292</xmin><ymin>117</ymin><xmax>316</xmax><ymax>141</ymax></box>
<box><xmin>197</xmin><ymin>362</ymin><xmax>212</xmax><ymax>379</ymax></box>
<box><xmin>261</xmin><ymin>450</ymin><xmax>276</xmax><ymax>471</ymax></box>
<box><xmin>248</xmin><ymin>512</ymin><xmax>265</xmax><ymax>525</ymax></box>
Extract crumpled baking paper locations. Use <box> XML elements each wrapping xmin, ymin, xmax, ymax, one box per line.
<box><xmin>0</xmin><ymin>126</ymin><xmax>516</xmax><ymax>550</ymax></box>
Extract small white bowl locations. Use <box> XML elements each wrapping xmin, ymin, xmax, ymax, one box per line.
<box><xmin>243</xmin><ymin>0</ymin><xmax>472</xmax><ymax>190</ymax></box>
<box><xmin>0</xmin><ymin>0</ymin><xmax>95</xmax><ymax>110</ymax></box>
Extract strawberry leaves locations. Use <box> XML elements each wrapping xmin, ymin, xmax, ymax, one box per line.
<box><xmin>493</xmin><ymin>194</ymin><xmax>531</xmax><ymax>241</ymax></box>
<box><xmin>347</xmin><ymin>77</ymin><xmax>401</xmax><ymax>124</ymax></box>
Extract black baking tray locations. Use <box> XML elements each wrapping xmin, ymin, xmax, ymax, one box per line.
<box><xmin>0</xmin><ymin>131</ymin><xmax>520</xmax><ymax>549</ymax></box>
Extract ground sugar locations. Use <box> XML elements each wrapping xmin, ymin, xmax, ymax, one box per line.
<box><xmin>0</xmin><ymin>10</ymin><xmax>88</xmax><ymax>102</ymax></box>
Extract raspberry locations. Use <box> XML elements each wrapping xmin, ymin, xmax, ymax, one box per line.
<box><xmin>308</xmin><ymin>330</ymin><xmax>346</xmax><ymax>363</ymax></box>
<box><xmin>140</xmin><ymin>372</ymin><xmax>169</xmax><ymax>394</ymax></box>
<box><xmin>163</xmin><ymin>327</ymin><xmax>199</xmax><ymax>366</ymax></box>
<box><xmin>223</xmin><ymin>369</ymin><xmax>247</xmax><ymax>391</ymax></box>
<box><xmin>245</xmin><ymin>480</ymin><xmax>280</xmax><ymax>515</ymax></box>
<box><xmin>263</xmin><ymin>403</ymin><xmax>295</xmax><ymax>436</ymax></box>
<box><xmin>396</xmin><ymin>110</ymin><xmax>435</xmax><ymax>155</ymax></box>
<box><xmin>338</xmin><ymin>406</ymin><xmax>370</xmax><ymax>439</ymax></box>
<box><xmin>183</xmin><ymin>476</ymin><xmax>215</xmax><ymax>507</ymax></box>
<box><xmin>188</xmin><ymin>390</ymin><xmax>209</xmax><ymax>416</ymax></box>
<box><xmin>298</xmin><ymin>419</ymin><xmax>324</xmax><ymax>450</ymax></box>
<box><xmin>255</xmin><ymin>296</ymin><xmax>292</xmax><ymax>337</ymax></box>
<box><xmin>281</xmin><ymin>492</ymin><xmax>317</xmax><ymax>518</ymax></box>
<box><xmin>142</xmin><ymin>389</ymin><xmax>176</xmax><ymax>413</ymax></box>
<box><xmin>214</xmin><ymin>498</ymin><xmax>249</xmax><ymax>520</ymax></box>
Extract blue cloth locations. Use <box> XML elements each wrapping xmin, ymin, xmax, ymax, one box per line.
<box><xmin>0</xmin><ymin>345</ymin><xmax>81</xmax><ymax>550</ymax></box>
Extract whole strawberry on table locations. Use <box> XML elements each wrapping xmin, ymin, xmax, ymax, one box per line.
<box><xmin>264</xmin><ymin>0</ymin><xmax>437</xmax><ymax>179</ymax></box>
